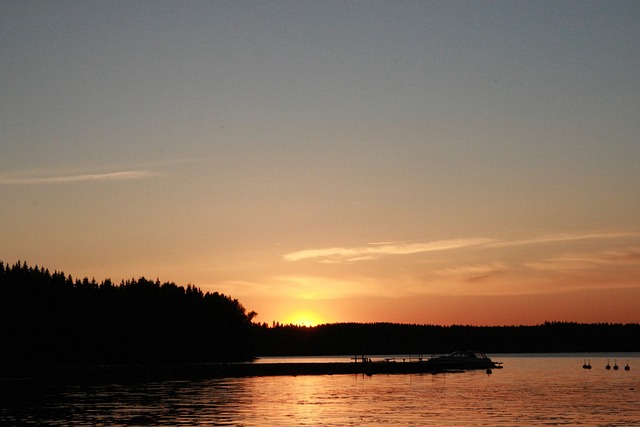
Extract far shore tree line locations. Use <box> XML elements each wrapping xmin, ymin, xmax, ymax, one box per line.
<box><xmin>254</xmin><ymin>321</ymin><xmax>640</xmax><ymax>356</ymax></box>
<box><xmin>1</xmin><ymin>260</ymin><xmax>639</xmax><ymax>369</ymax></box>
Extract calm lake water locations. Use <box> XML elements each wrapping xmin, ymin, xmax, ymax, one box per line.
<box><xmin>2</xmin><ymin>353</ymin><xmax>639</xmax><ymax>426</ymax></box>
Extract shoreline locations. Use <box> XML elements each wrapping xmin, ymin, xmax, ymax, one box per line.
<box><xmin>0</xmin><ymin>360</ymin><xmax>473</xmax><ymax>382</ymax></box>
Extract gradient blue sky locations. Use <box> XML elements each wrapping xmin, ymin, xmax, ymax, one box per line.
<box><xmin>2</xmin><ymin>1</ymin><xmax>639</xmax><ymax>325</ymax></box>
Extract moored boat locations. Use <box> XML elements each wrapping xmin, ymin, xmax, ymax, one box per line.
<box><xmin>429</xmin><ymin>351</ymin><xmax>503</xmax><ymax>370</ymax></box>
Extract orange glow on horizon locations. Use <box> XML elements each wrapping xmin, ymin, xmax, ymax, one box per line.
<box><xmin>283</xmin><ymin>310</ymin><xmax>324</xmax><ymax>327</ymax></box>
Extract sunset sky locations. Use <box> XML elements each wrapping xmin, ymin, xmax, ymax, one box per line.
<box><xmin>2</xmin><ymin>1</ymin><xmax>639</xmax><ymax>326</ymax></box>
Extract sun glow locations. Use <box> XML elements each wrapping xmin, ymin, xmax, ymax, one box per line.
<box><xmin>284</xmin><ymin>311</ymin><xmax>323</xmax><ymax>327</ymax></box>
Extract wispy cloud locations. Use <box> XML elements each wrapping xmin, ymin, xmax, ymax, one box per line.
<box><xmin>525</xmin><ymin>246</ymin><xmax>640</xmax><ymax>271</ymax></box>
<box><xmin>284</xmin><ymin>231</ymin><xmax>640</xmax><ymax>265</ymax></box>
<box><xmin>434</xmin><ymin>262</ymin><xmax>509</xmax><ymax>282</ymax></box>
<box><xmin>284</xmin><ymin>238</ymin><xmax>495</xmax><ymax>263</ymax></box>
<box><xmin>0</xmin><ymin>170</ymin><xmax>158</xmax><ymax>185</ymax></box>
<box><xmin>489</xmin><ymin>231</ymin><xmax>640</xmax><ymax>248</ymax></box>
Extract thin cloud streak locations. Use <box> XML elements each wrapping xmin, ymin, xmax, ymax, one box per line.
<box><xmin>283</xmin><ymin>231</ymin><xmax>640</xmax><ymax>265</ymax></box>
<box><xmin>524</xmin><ymin>246</ymin><xmax>640</xmax><ymax>271</ymax></box>
<box><xmin>488</xmin><ymin>231</ymin><xmax>640</xmax><ymax>248</ymax></box>
<box><xmin>284</xmin><ymin>238</ymin><xmax>495</xmax><ymax>262</ymax></box>
<box><xmin>0</xmin><ymin>170</ymin><xmax>158</xmax><ymax>185</ymax></box>
<box><xmin>433</xmin><ymin>262</ymin><xmax>509</xmax><ymax>282</ymax></box>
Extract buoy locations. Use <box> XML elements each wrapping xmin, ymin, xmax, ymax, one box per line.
<box><xmin>486</xmin><ymin>368</ymin><xmax>492</xmax><ymax>375</ymax></box>
<box><xmin>583</xmin><ymin>360</ymin><xmax>588</xmax><ymax>369</ymax></box>
<box><xmin>625</xmin><ymin>361</ymin><xmax>630</xmax><ymax>371</ymax></box>
<box><xmin>586</xmin><ymin>360</ymin><xmax>592</xmax><ymax>369</ymax></box>
<box><xmin>606</xmin><ymin>360</ymin><xmax>611</xmax><ymax>370</ymax></box>
<box><xmin>613</xmin><ymin>360</ymin><xmax>619</xmax><ymax>370</ymax></box>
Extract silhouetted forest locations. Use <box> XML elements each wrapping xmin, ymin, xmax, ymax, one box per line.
<box><xmin>0</xmin><ymin>261</ymin><xmax>256</xmax><ymax>367</ymax></box>
<box><xmin>253</xmin><ymin>321</ymin><xmax>640</xmax><ymax>356</ymax></box>
<box><xmin>2</xmin><ymin>261</ymin><xmax>639</xmax><ymax>371</ymax></box>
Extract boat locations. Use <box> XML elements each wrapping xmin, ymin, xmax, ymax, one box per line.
<box><xmin>429</xmin><ymin>351</ymin><xmax>503</xmax><ymax>370</ymax></box>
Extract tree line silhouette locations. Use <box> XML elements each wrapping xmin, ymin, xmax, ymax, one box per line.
<box><xmin>0</xmin><ymin>261</ymin><xmax>256</xmax><ymax>368</ymax></box>
<box><xmin>253</xmin><ymin>321</ymin><xmax>640</xmax><ymax>356</ymax></box>
<box><xmin>2</xmin><ymin>260</ymin><xmax>639</xmax><ymax>371</ymax></box>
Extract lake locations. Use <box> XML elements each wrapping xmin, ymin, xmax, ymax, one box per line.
<box><xmin>1</xmin><ymin>353</ymin><xmax>638</xmax><ymax>426</ymax></box>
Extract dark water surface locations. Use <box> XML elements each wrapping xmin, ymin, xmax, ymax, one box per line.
<box><xmin>2</xmin><ymin>354</ymin><xmax>638</xmax><ymax>426</ymax></box>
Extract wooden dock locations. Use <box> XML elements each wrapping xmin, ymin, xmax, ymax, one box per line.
<box><xmin>2</xmin><ymin>356</ymin><xmax>499</xmax><ymax>382</ymax></box>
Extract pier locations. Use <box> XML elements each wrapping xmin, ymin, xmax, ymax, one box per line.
<box><xmin>2</xmin><ymin>359</ymin><xmax>468</xmax><ymax>383</ymax></box>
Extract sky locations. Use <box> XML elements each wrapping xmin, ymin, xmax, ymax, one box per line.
<box><xmin>2</xmin><ymin>0</ymin><xmax>640</xmax><ymax>326</ymax></box>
